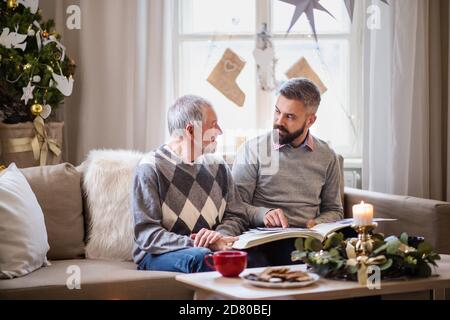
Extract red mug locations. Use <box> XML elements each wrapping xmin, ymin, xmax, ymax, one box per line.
<box><xmin>204</xmin><ymin>251</ymin><xmax>248</xmax><ymax>277</ymax></box>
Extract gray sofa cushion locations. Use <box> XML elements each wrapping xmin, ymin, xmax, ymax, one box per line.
<box><xmin>344</xmin><ymin>187</ymin><xmax>450</xmax><ymax>254</ymax></box>
<box><xmin>20</xmin><ymin>163</ymin><xmax>85</xmax><ymax>260</ymax></box>
<box><xmin>0</xmin><ymin>259</ymin><xmax>193</xmax><ymax>300</ymax></box>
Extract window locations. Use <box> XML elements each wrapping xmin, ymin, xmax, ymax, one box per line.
<box><xmin>175</xmin><ymin>0</ymin><xmax>362</xmax><ymax>159</ymax></box>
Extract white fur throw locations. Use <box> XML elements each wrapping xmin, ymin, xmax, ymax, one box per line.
<box><xmin>80</xmin><ymin>149</ymin><xmax>144</xmax><ymax>261</ymax></box>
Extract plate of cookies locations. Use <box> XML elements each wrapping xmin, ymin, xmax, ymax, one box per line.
<box><xmin>242</xmin><ymin>267</ymin><xmax>320</xmax><ymax>289</ymax></box>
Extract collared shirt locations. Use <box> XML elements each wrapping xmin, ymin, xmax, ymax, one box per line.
<box><xmin>273</xmin><ymin>130</ymin><xmax>315</xmax><ymax>152</ymax></box>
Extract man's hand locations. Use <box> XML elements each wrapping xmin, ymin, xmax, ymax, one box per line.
<box><xmin>264</xmin><ymin>209</ymin><xmax>289</xmax><ymax>228</ymax></box>
<box><xmin>192</xmin><ymin>228</ymin><xmax>223</xmax><ymax>248</ymax></box>
<box><xmin>208</xmin><ymin>236</ymin><xmax>239</xmax><ymax>251</ymax></box>
<box><xmin>306</xmin><ymin>219</ymin><xmax>317</xmax><ymax>228</ymax></box>
<box><xmin>191</xmin><ymin>228</ymin><xmax>238</xmax><ymax>251</ymax></box>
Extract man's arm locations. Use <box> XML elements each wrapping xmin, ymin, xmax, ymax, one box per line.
<box><xmin>315</xmin><ymin>153</ymin><xmax>344</xmax><ymax>224</ymax></box>
<box><xmin>231</xmin><ymin>144</ymin><xmax>272</xmax><ymax>227</ymax></box>
<box><xmin>215</xmin><ymin>164</ymin><xmax>251</xmax><ymax>236</ymax></box>
<box><xmin>132</xmin><ymin>164</ymin><xmax>193</xmax><ymax>255</ymax></box>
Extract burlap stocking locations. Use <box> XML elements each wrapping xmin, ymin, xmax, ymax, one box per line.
<box><xmin>207</xmin><ymin>48</ymin><xmax>246</xmax><ymax>107</ymax></box>
<box><xmin>286</xmin><ymin>57</ymin><xmax>327</xmax><ymax>94</ymax></box>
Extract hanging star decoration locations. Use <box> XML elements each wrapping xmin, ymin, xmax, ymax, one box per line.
<box><xmin>344</xmin><ymin>0</ymin><xmax>389</xmax><ymax>22</ymax></box>
<box><xmin>343</xmin><ymin>0</ymin><xmax>355</xmax><ymax>21</ymax></box>
<box><xmin>21</xmin><ymin>81</ymin><xmax>35</xmax><ymax>105</ymax></box>
<box><xmin>279</xmin><ymin>0</ymin><xmax>334</xmax><ymax>41</ymax></box>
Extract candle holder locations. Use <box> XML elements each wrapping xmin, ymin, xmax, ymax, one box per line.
<box><xmin>351</xmin><ymin>223</ymin><xmax>378</xmax><ymax>257</ymax></box>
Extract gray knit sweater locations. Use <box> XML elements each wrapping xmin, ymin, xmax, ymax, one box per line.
<box><xmin>232</xmin><ymin>132</ymin><xmax>343</xmax><ymax>228</ymax></box>
<box><xmin>131</xmin><ymin>145</ymin><xmax>249</xmax><ymax>263</ymax></box>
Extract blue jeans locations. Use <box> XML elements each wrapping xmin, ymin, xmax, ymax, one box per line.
<box><xmin>137</xmin><ymin>247</ymin><xmax>214</xmax><ymax>273</ymax></box>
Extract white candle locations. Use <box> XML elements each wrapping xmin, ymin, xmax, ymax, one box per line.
<box><xmin>352</xmin><ymin>201</ymin><xmax>374</xmax><ymax>226</ymax></box>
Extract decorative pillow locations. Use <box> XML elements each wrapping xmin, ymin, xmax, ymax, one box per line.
<box><xmin>0</xmin><ymin>163</ymin><xmax>50</xmax><ymax>279</ymax></box>
<box><xmin>80</xmin><ymin>149</ymin><xmax>144</xmax><ymax>261</ymax></box>
<box><xmin>21</xmin><ymin>163</ymin><xmax>85</xmax><ymax>260</ymax></box>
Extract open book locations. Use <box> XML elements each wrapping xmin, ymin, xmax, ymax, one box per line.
<box><xmin>232</xmin><ymin>218</ymin><xmax>396</xmax><ymax>250</ymax></box>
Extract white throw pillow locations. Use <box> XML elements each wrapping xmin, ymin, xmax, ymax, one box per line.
<box><xmin>80</xmin><ymin>149</ymin><xmax>143</xmax><ymax>261</ymax></box>
<box><xmin>0</xmin><ymin>163</ymin><xmax>50</xmax><ymax>279</ymax></box>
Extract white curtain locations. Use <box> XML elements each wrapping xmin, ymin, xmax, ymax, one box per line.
<box><xmin>362</xmin><ymin>0</ymin><xmax>450</xmax><ymax>201</ymax></box>
<box><xmin>41</xmin><ymin>0</ymin><xmax>175</xmax><ymax>165</ymax></box>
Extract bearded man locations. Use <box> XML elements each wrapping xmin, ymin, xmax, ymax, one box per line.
<box><xmin>232</xmin><ymin>78</ymin><xmax>343</xmax><ymax>266</ymax></box>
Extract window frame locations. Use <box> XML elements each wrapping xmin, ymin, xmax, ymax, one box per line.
<box><xmin>173</xmin><ymin>0</ymin><xmax>363</xmax><ymax>160</ymax></box>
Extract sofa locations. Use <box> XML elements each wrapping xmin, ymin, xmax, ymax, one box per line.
<box><xmin>1</xmin><ymin>156</ymin><xmax>450</xmax><ymax>300</ymax></box>
<box><xmin>0</xmin><ymin>161</ymin><xmax>194</xmax><ymax>300</ymax></box>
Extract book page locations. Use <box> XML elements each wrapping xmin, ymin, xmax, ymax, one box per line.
<box><xmin>310</xmin><ymin>218</ymin><xmax>397</xmax><ymax>238</ymax></box>
<box><xmin>310</xmin><ymin>220</ymin><xmax>353</xmax><ymax>238</ymax></box>
<box><xmin>233</xmin><ymin>219</ymin><xmax>397</xmax><ymax>250</ymax></box>
<box><xmin>232</xmin><ymin>229</ymin><xmax>320</xmax><ymax>250</ymax></box>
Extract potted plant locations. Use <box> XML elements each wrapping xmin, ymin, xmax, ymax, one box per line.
<box><xmin>0</xmin><ymin>0</ymin><xmax>75</xmax><ymax>167</ymax></box>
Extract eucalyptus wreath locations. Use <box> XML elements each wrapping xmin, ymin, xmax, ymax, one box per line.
<box><xmin>291</xmin><ymin>232</ymin><xmax>441</xmax><ymax>280</ymax></box>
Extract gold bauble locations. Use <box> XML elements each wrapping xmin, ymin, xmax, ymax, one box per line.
<box><xmin>7</xmin><ymin>0</ymin><xmax>18</xmax><ymax>9</ymax></box>
<box><xmin>30</xmin><ymin>103</ymin><xmax>43</xmax><ymax>116</ymax></box>
<box><xmin>42</xmin><ymin>30</ymin><xmax>49</xmax><ymax>39</ymax></box>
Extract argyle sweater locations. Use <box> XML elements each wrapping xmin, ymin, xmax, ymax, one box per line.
<box><xmin>132</xmin><ymin>145</ymin><xmax>249</xmax><ymax>263</ymax></box>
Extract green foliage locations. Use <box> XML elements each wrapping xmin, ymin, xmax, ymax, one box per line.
<box><xmin>304</xmin><ymin>237</ymin><xmax>323</xmax><ymax>252</ymax></box>
<box><xmin>292</xmin><ymin>232</ymin><xmax>441</xmax><ymax>281</ymax></box>
<box><xmin>0</xmin><ymin>1</ymin><xmax>75</xmax><ymax>123</ymax></box>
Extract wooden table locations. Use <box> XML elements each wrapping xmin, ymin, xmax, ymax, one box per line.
<box><xmin>175</xmin><ymin>255</ymin><xmax>450</xmax><ymax>300</ymax></box>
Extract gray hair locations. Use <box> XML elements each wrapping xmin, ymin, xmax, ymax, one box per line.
<box><xmin>279</xmin><ymin>78</ymin><xmax>321</xmax><ymax>112</ymax></box>
<box><xmin>167</xmin><ymin>95</ymin><xmax>212</xmax><ymax>135</ymax></box>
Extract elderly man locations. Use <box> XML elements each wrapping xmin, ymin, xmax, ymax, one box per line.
<box><xmin>132</xmin><ymin>95</ymin><xmax>249</xmax><ymax>273</ymax></box>
<box><xmin>232</xmin><ymin>78</ymin><xmax>344</xmax><ymax>265</ymax></box>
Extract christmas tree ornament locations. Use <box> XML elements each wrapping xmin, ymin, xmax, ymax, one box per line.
<box><xmin>21</xmin><ymin>81</ymin><xmax>35</xmax><ymax>105</ymax></box>
<box><xmin>43</xmin><ymin>35</ymin><xmax>66</xmax><ymax>61</ymax></box>
<box><xmin>42</xmin><ymin>30</ymin><xmax>49</xmax><ymax>39</ymax></box>
<box><xmin>32</xmin><ymin>75</ymin><xmax>41</xmax><ymax>83</ymax></box>
<box><xmin>18</xmin><ymin>0</ymin><xmax>39</xmax><ymax>14</ymax></box>
<box><xmin>30</xmin><ymin>103</ymin><xmax>43</xmax><ymax>116</ymax></box>
<box><xmin>52</xmin><ymin>72</ymin><xmax>74</xmax><ymax>96</ymax></box>
<box><xmin>33</xmin><ymin>20</ymin><xmax>43</xmax><ymax>51</ymax></box>
<box><xmin>0</xmin><ymin>27</ymin><xmax>28</xmax><ymax>51</ymax></box>
<box><xmin>27</xmin><ymin>25</ymin><xmax>36</xmax><ymax>36</ymax></box>
<box><xmin>253</xmin><ymin>23</ymin><xmax>278</xmax><ymax>91</ymax></box>
<box><xmin>40</xmin><ymin>104</ymin><xmax>52</xmax><ymax>119</ymax></box>
<box><xmin>7</xmin><ymin>0</ymin><xmax>18</xmax><ymax>9</ymax></box>
<box><xmin>207</xmin><ymin>48</ymin><xmax>246</xmax><ymax>107</ymax></box>
<box><xmin>279</xmin><ymin>0</ymin><xmax>334</xmax><ymax>41</ymax></box>
<box><xmin>286</xmin><ymin>57</ymin><xmax>327</xmax><ymax>94</ymax></box>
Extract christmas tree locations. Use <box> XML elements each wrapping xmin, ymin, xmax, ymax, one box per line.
<box><xmin>0</xmin><ymin>0</ymin><xmax>75</xmax><ymax>124</ymax></box>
